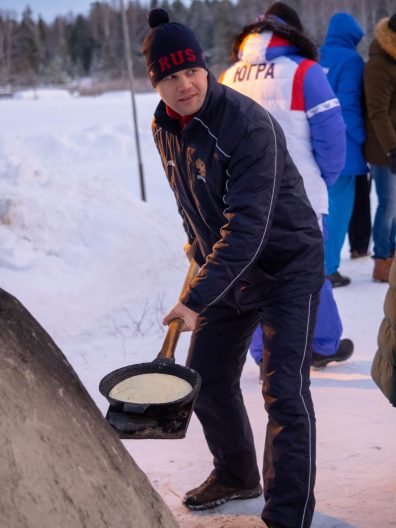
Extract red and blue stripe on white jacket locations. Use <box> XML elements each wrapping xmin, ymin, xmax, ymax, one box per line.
<box><xmin>220</xmin><ymin>31</ymin><xmax>346</xmax><ymax>216</ymax></box>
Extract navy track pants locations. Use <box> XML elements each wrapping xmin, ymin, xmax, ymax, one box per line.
<box><xmin>186</xmin><ymin>292</ymin><xmax>319</xmax><ymax>528</ymax></box>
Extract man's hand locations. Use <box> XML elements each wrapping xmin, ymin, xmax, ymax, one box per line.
<box><xmin>183</xmin><ymin>242</ymin><xmax>193</xmax><ymax>262</ymax></box>
<box><xmin>163</xmin><ymin>301</ymin><xmax>198</xmax><ymax>332</ymax></box>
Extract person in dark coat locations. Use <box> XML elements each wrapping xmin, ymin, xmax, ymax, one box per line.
<box><xmin>371</xmin><ymin>252</ymin><xmax>396</xmax><ymax>406</ymax></box>
<box><xmin>364</xmin><ymin>15</ymin><xmax>396</xmax><ymax>282</ymax></box>
<box><xmin>143</xmin><ymin>9</ymin><xmax>323</xmax><ymax>528</ymax></box>
<box><xmin>320</xmin><ymin>12</ymin><xmax>369</xmax><ymax>286</ymax></box>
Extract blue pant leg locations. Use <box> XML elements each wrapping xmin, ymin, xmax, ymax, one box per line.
<box><xmin>325</xmin><ymin>175</ymin><xmax>356</xmax><ymax>275</ymax></box>
<box><xmin>311</xmin><ymin>278</ymin><xmax>342</xmax><ymax>356</ymax></box>
<box><xmin>372</xmin><ymin>164</ymin><xmax>396</xmax><ymax>258</ymax></box>
<box><xmin>249</xmin><ymin>325</ymin><xmax>263</xmax><ymax>365</ymax></box>
<box><xmin>251</xmin><ymin>280</ymin><xmax>342</xmax><ymax>359</ymax></box>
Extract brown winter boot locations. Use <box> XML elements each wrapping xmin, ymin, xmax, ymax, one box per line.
<box><xmin>372</xmin><ymin>257</ymin><xmax>393</xmax><ymax>283</ymax></box>
<box><xmin>183</xmin><ymin>473</ymin><xmax>262</xmax><ymax>510</ymax></box>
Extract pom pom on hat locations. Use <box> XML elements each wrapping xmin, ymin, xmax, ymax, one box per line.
<box><xmin>148</xmin><ymin>8</ymin><xmax>169</xmax><ymax>28</ymax></box>
<box><xmin>388</xmin><ymin>14</ymin><xmax>396</xmax><ymax>32</ymax></box>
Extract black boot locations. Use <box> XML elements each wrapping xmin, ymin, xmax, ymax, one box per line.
<box><xmin>326</xmin><ymin>271</ymin><xmax>351</xmax><ymax>288</ymax></box>
<box><xmin>312</xmin><ymin>338</ymin><xmax>354</xmax><ymax>368</ymax></box>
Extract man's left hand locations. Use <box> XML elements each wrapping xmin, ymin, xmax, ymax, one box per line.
<box><xmin>163</xmin><ymin>301</ymin><xmax>198</xmax><ymax>332</ymax></box>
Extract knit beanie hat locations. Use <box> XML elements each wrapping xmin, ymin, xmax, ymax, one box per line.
<box><xmin>142</xmin><ymin>8</ymin><xmax>207</xmax><ymax>87</ymax></box>
<box><xmin>265</xmin><ymin>2</ymin><xmax>304</xmax><ymax>32</ymax></box>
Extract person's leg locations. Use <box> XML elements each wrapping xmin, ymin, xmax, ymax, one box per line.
<box><xmin>249</xmin><ymin>325</ymin><xmax>263</xmax><ymax>365</ymax></box>
<box><xmin>260</xmin><ymin>292</ymin><xmax>320</xmax><ymax>528</ymax></box>
<box><xmin>372</xmin><ymin>165</ymin><xmax>396</xmax><ymax>258</ymax></box>
<box><xmin>348</xmin><ymin>173</ymin><xmax>372</xmax><ymax>256</ymax></box>
<box><xmin>253</xmin><ymin>281</ymin><xmax>350</xmax><ymax>367</ymax></box>
<box><xmin>311</xmin><ymin>278</ymin><xmax>353</xmax><ymax>366</ymax></box>
<box><xmin>325</xmin><ymin>175</ymin><xmax>356</xmax><ymax>275</ymax></box>
<box><xmin>186</xmin><ymin>305</ymin><xmax>261</xmax><ymax>489</ymax></box>
<box><xmin>311</xmin><ymin>278</ymin><xmax>342</xmax><ymax>356</ymax></box>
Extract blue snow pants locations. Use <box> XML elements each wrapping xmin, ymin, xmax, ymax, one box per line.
<box><xmin>187</xmin><ymin>292</ymin><xmax>320</xmax><ymax>528</ymax></box>
<box><xmin>250</xmin><ymin>278</ymin><xmax>342</xmax><ymax>362</ymax></box>
<box><xmin>324</xmin><ymin>175</ymin><xmax>356</xmax><ymax>275</ymax></box>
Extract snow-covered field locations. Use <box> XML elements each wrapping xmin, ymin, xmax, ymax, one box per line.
<box><xmin>1</xmin><ymin>89</ymin><xmax>395</xmax><ymax>528</ymax></box>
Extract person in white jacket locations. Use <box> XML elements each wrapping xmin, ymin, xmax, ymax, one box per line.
<box><xmin>221</xmin><ymin>1</ymin><xmax>353</xmax><ymax>369</ymax></box>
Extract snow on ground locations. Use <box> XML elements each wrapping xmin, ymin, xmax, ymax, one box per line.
<box><xmin>0</xmin><ymin>89</ymin><xmax>395</xmax><ymax>528</ymax></box>
<box><xmin>13</xmin><ymin>88</ymin><xmax>74</xmax><ymax>100</ymax></box>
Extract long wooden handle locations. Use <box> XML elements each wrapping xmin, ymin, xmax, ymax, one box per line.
<box><xmin>179</xmin><ymin>259</ymin><xmax>199</xmax><ymax>299</ymax></box>
<box><xmin>156</xmin><ymin>259</ymin><xmax>199</xmax><ymax>360</ymax></box>
<box><xmin>157</xmin><ymin>318</ymin><xmax>184</xmax><ymax>359</ymax></box>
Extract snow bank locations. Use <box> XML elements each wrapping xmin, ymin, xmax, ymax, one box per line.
<box><xmin>0</xmin><ymin>92</ymin><xmax>185</xmax><ymax>343</ymax></box>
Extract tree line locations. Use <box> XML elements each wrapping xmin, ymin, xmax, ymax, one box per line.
<box><xmin>1</xmin><ymin>0</ymin><xmax>396</xmax><ymax>89</ymax></box>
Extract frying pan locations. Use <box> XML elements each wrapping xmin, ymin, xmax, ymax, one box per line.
<box><xmin>99</xmin><ymin>260</ymin><xmax>201</xmax><ymax>439</ymax></box>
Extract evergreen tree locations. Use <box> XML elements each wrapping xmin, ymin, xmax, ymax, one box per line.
<box><xmin>211</xmin><ymin>0</ymin><xmax>237</xmax><ymax>71</ymax></box>
<box><xmin>170</xmin><ymin>0</ymin><xmax>189</xmax><ymax>24</ymax></box>
<box><xmin>46</xmin><ymin>17</ymin><xmax>74</xmax><ymax>82</ymax></box>
<box><xmin>37</xmin><ymin>16</ymin><xmax>49</xmax><ymax>77</ymax></box>
<box><xmin>67</xmin><ymin>15</ymin><xmax>97</xmax><ymax>75</ymax></box>
<box><xmin>89</xmin><ymin>3</ymin><xmax>123</xmax><ymax>79</ymax></box>
<box><xmin>13</xmin><ymin>7</ymin><xmax>42</xmax><ymax>84</ymax></box>
<box><xmin>188</xmin><ymin>0</ymin><xmax>214</xmax><ymax>64</ymax></box>
<box><xmin>127</xmin><ymin>1</ymin><xmax>149</xmax><ymax>78</ymax></box>
<box><xmin>0</xmin><ymin>13</ymin><xmax>16</xmax><ymax>84</ymax></box>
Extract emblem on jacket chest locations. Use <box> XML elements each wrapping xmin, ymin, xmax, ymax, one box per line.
<box><xmin>185</xmin><ymin>146</ymin><xmax>207</xmax><ymax>183</ymax></box>
<box><xmin>195</xmin><ymin>158</ymin><xmax>207</xmax><ymax>182</ymax></box>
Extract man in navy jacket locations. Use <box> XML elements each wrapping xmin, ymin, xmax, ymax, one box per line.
<box><xmin>143</xmin><ymin>9</ymin><xmax>323</xmax><ymax>528</ymax></box>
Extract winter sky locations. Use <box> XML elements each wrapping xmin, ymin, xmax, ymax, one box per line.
<box><xmin>0</xmin><ymin>0</ymin><xmax>97</xmax><ymax>21</ymax></box>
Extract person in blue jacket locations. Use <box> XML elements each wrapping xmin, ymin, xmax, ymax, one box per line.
<box><xmin>320</xmin><ymin>13</ymin><xmax>369</xmax><ymax>287</ymax></box>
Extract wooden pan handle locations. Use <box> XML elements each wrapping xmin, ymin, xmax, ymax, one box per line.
<box><xmin>179</xmin><ymin>258</ymin><xmax>199</xmax><ymax>299</ymax></box>
<box><xmin>156</xmin><ymin>318</ymin><xmax>184</xmax><ymax>359</ymax></box>
<box><xmin>156</xmin><ymin>259</ymin><xmax>199</xmax><ymax>360</ymax></box>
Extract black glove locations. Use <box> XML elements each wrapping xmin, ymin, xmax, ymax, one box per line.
<box><xmin>387</xmin><ymin>148</ymin><xmax>396</xmax><ymax>173</ymax></box>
